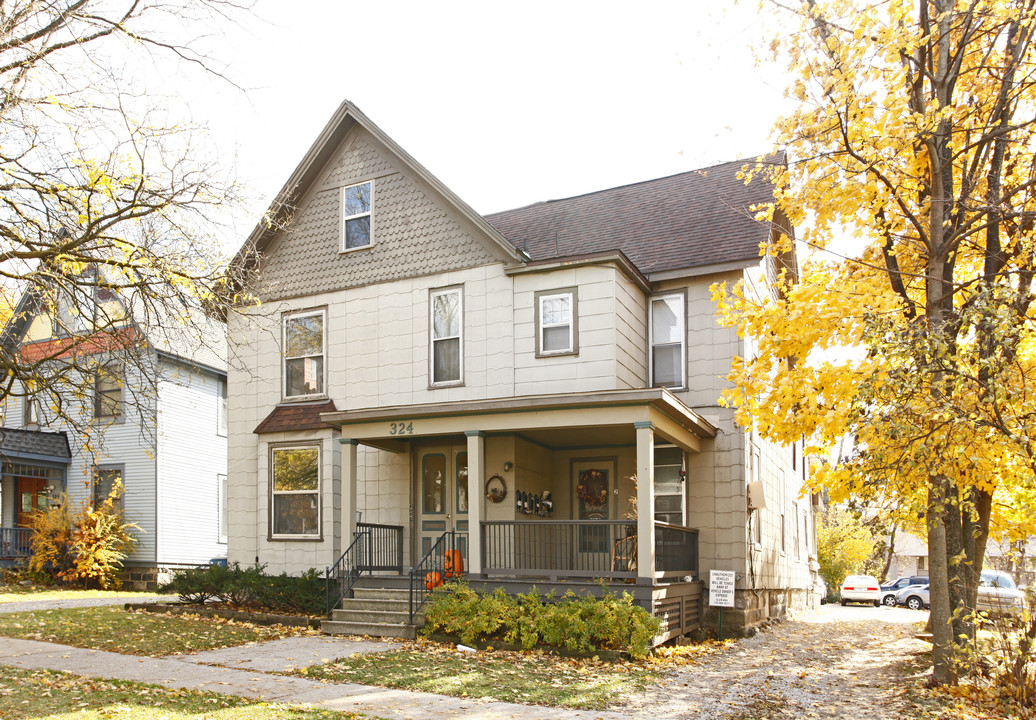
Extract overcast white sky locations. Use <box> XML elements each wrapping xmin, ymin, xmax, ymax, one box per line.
<box><xmin>183</xmin><ymin>1</ymin><xmax>790</xmax><ymax>247</ymax></box>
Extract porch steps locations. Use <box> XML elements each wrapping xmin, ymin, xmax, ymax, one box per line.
<box><xmin>321</xmin><ymin>582</ymin><xmax>424</xmax><ymax>640</ymax></box>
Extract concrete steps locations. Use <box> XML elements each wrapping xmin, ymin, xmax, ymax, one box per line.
<box><xmin>321</xmin><ymin>583</ymin><xmax>424</xmax><ymax>640</ymax></box>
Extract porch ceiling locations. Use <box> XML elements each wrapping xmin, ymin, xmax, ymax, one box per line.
<box><xmin>320</xmin><ymin>388</ymin><xmax>717</xmax><ymax>454</ymax></box>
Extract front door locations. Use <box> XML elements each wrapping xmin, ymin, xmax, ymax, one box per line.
<box><xmin>416</xmin><ymin>445</ymin><xmax>468</xmax><ymax>562</ymax></box>
<box><xmin>16</xmin><ymin>477</ymin><xmax>48</xmax><ymax>527</ymax></box>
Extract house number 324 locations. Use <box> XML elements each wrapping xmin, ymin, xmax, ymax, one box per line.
<box><xmin>389</xmin><ymin>422</ymin><xmax>414</xmax><ymax>435</ymax></box>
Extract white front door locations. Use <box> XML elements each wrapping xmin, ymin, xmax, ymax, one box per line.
<box><xmin>416</xmin><ymin>445</ymin><xmax>468</xmax><ymax>561</ymax></box>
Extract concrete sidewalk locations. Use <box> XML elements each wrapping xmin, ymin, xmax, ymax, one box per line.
<box><xmin>0</xmin><ymin>634</ymin><xmax>632</xmax><ymax>720</ymax></box>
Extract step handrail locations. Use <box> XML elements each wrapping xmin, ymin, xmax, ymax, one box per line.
<box><xmin>325</xmin><ymin>530</ymin><xmax>370</xmax><ymax>617</ymax></box>
<box><xmin>408</xmin><ymin>531</ymin><xmax>456</xmax><ymax>623</ymax></box>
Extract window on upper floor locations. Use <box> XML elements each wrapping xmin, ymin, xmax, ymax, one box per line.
<box><xmin>535</xmin><ymin>288</ymin><xmax>578</xmax><ymax>357</ymax></box>
<box><xmin>218</xmin><ymin>472</ymin><xmax>228</xmax><ymax>543</ymax></box>
<box><xmin>23</xmin><ymin>395</ymin><xmax>40</xmax><ymax>427</ymax></box>
<box><xmin>271</xmin><ymin>445</ymin><xmax>320</xmax><ymax>538</ymax></box>
<box><xmin>430</xmin><ymin>287</ymin><xmax>463</xmax><ymax>386</ymax></box>
<box><xmin>93</xmin><ymin>466</ymin><xmax>123</xmax><ymax>510</ymax></box>
<box><xmin>94</xmin><ymin>364</ymin><xmax>123</xmax><ymax>419</ymax></box>
<box><xmin>217</xmin><ymin>377</ymin><xmax>228</xmax><ymax>436</ymax></box>
<box><xmin>340</xmin><ymin>180</ymin><xmax>372</xmax><ymax>251</ymax></box>
<box><xmin>649</xmin><ymin>293</ymin><xmax>686</xmax><ymax>389</ymax></box>
<box><xmin>284</xmin><ymin>310</ymin><xmax>325</xmax><ymax>399</ymax></box>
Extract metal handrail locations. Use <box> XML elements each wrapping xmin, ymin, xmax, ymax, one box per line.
<box><xmin>325</xmin><ymin>530</ymin><xmax>369</xmax><ymax>617</ymax></box>
<box><xmin>409</xmin><ymin>531</ymin><xmax>457</xmax><ymax>623</ymax></box>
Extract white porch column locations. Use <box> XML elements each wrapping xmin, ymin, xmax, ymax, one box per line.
<box><xmin>339</xmin><ymin>439</ymin><xmax>358</xmax><ymax>558</ymax></box>
<box><xmin>465</xmin><ymin>430</ymin><xmax>484</xmax><ymax>575</ymax></box>
<box><xmin>635</xmin><ymin>421</ymin><xmax>656</xmax><ymax>583</ymax></box>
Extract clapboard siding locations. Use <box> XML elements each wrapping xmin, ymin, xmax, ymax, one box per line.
<box><xmin>155</xmin><ymin>358</ymin><xmax>228</xmax><ymax>566</ymax></box>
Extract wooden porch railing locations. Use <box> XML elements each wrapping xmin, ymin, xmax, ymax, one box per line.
<box><xmin>480</xmin><ymin>520</ymin><xmax>698</xmax><ymax>581</ymax></box>
<box><xmin>0</xmin><ymin>527</ymin><xmax>32</xmax><ymax>559</ymax></box>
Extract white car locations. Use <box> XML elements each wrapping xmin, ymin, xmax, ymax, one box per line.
<box><xmin>840</xmin><ymin>574</ymin><xmax>882</xmax><ymax>606</ymax></box>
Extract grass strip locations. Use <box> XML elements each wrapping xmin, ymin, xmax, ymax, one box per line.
<box><xmin>0</xmin><ymin>665</ymin><xmax>377</xmax><ymax>719</ymax></box>
<box><xmin>295</xmin><ymin>643</ymin><xmax>660</xmax><ymax>710</ymax></box>
<box><xmin>0</xmin><ymin>587</ymin><xmax>168</xmax><ymax>602</ymax></box>
<box><xmin>0</xmin><ymin>606</ymin><xmax>314</xmax><ymax>655</ymax></box>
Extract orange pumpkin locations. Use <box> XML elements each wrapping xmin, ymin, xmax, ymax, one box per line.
<box><xmin>443</xmin><ymin>550</ymin><xmax>465</xmax><ymax>578</ymax></box>
<box><xmin>424</xmin><ymin>571</ymin><xmax>443</xmax><ymax>590</ymax></box>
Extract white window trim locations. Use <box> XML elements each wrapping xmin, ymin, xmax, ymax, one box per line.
<box><xmin>649</xmin><ymin>292</ymin><xmax>687</xmax><ymax>390</ymax></box>
<box><xmin>270</xmin><ymin>444</ymin><xmax>322</xmax><ymax>540</ymax></box>
<box><xmin>339</xmin><ymin>180</ymin><xmax>373</xmax><ymax>253</ymax></box>
<box><xmin>217</xmin><ymin>377</ymin><xmax>227</xmax><ymax>437</ymax></box>
<box><xmin>283</xmin><ymin>309</ymin><xmax>326</xmax><ymax>400</ymax></box>
<box><xmin>429</xmin><ymin>286</ymin><xmax>464</xmax><ymax>387</ymax></box>
<box><xmin>218</xmin><ymin>473</ymin><xmax>228</xmax><ymax>544</ymax></box>
<box><xmin>535</xmin><ymin>288</ymin><xmax>578</xmax><ymax>357</ymax></box>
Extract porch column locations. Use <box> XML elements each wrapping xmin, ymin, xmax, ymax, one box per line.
<box><xmin>339</xmin><ymin>439</ymin><xmax>358</xmax><ymax>558</ymax></box>
<box><xmin>635</xmin><ymin>421</ymin><xmax>656</xmax><ymax>583</ymax></box>
<box><xmin>465</xmin><ymin>430</ymin><xmax>484</xmax><ymax>575</ymax></box>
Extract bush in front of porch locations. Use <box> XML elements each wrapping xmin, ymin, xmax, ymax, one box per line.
<box><xmin>421</xmin><ymin>581</ymin><xmax>661</xmax><ymax>659</ymax></box>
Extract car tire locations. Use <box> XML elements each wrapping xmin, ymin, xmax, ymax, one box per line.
<box><xmin>907</xmin><ymin>596</ymin><xmax>923</xmax><ymax>610</ymax></box>
<box><xmin>840</xmin><ymin>599</ymin><xmax>847</xmax><ymax>606</ymax></box>
<box><xmin>882</xmin><ymin>594</ymin><xmax>897</xmax><ymax>607</ymax></box>
<box><xmin>873</xmin><ymin>600</ymin><xmax>880</xmax><ymax>607</ymax></box>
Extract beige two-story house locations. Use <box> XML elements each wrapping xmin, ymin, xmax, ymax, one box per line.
<box><xmin>227</xmin><ymin>100</ymin><xmax>818</xmax><ymax>639</ymax></box>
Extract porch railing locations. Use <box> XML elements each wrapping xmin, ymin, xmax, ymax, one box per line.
<box><xmin>409</xmin><ymin>530</ymin><xmax>459</xmax><ymax>623</ymax></box>
<box><xmin>480</xmin><ymin>520</ymin><xmax>698</xmax><ymax>580</ymax></box>
<box><xmin>0</xmin><ymin>528</ymin><xmax>32</xmax><ymax>559</ymax></box>
<box><xmin>325</xmin><ymin>522</ymin><xmax>404</xmax><ymax>616</ymax></box>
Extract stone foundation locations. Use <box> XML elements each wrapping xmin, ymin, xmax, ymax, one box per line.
<box><xmin>119</xmin><ymin>565</ymin><xmax>176</xmax><ymax>591</ymax></box>
<box><xmin>701</xmin><ymin>587</ymin><xmax>814</xmax><ymax>637</ymax></box>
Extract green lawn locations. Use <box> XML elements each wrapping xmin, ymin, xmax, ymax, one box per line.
<box><xmin>0</xmin><ymin>606</ymin><xmax>314</xmax><ymax>655</ymax></box>
<box><xmin>295</xmin><ymin>644</ymin><xmax>661</xmax><ymax>710</ymax></box>
<box><xmin>0</xmin><ymin>666</ymin><xmax>379</xmax><ymax>719</ymax></box>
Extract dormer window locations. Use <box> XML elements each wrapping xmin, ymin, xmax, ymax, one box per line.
<box><xmin>340</xmin><ymin>180</ymin><xmax>372</xmax><ymax>251</ymax></box>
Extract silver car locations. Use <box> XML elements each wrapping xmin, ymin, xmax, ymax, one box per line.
<box><xmin>896</xmin><ymin>582</ymin><xmax>929</xmax><ymax>610</ymax></box>
<box><xmin>977</xmin><ymin>570</ymin><xmax>1027</xmax><ymax>618</ymax></box>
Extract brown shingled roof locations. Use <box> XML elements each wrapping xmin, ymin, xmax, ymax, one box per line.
<box><xmin>485</xmin><ymin>153</ymin><xmax>784</xmax><ymax>277</ymax></box>
<box><xmin>254</xmin><ymin>400</ymin><xmax>338</xmax><ymax>434</ymax></box>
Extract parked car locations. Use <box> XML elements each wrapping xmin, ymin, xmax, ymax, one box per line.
<box><xmin>977</xmin><ymin>570</ymin><xmax>1027</xmax><ymax>618</ymax></box>
<box><xmin>814</xmin><ymin>578</ymin><xmax>828</xmax><ymax>605</ymax></box>
<box><xmin>896</xmin><ymin>582</ymin><xmax>930</xmax><ymax>610</ymax></box>
<box><xmin>840</xmin><ymin>575</ymin><xmax>882</xmax><ymax>606</ymax></box>
<box><xmin>881</xmin><ymin>575</ymin><xmax>929</xmax><ymax>607</ymax></box>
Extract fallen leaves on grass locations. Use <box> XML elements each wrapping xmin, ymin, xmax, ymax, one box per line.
<box><xmin>292</xmin><ymin>638</ymin><xmax>660</xmax><ymax>710</ymax></box>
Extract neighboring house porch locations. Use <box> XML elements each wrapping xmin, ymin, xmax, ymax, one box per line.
<box><xmin>0</xmin><ymin>428</ymin><xmax>71</xmax><ymax>565</ymax></box>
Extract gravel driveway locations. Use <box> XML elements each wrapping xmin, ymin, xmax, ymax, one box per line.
<box><xmin>612</xmin><ymin>604</ymin><xmax>929</xmax><ymax>719</ymax></box>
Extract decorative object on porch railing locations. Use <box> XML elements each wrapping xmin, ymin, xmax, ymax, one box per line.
<box><xmin>409</xmin><ymin>530</ymin><xmax>459</xmax><ymax>623</ymax></box>
<box><xmin>0</xmin><ymin>527</ymin><xmax>33</xmax><ymax>560</ymax></box>
<box><xmin>484</xmin><ymin>474</ymin><xmax>507</xmax><ymax>503</ymax></box>
<box><xmin>480</xmin><ymin>520</ymin><xmax>699</xmax><ymax>581</ymax></box>
<box><xmin>324</xmin><ymin>522</ymin><xmax>404</xmax><ymax>616</ymax></box>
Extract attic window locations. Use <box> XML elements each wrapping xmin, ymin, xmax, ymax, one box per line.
<box><xmin>340</xmin><ymin>180</ymin><xmax>372</xmax><ymax>251</ymax></box>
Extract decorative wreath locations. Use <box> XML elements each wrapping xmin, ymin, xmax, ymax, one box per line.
<box><xmin>485</xmin><ymin>474</ymin><xmax>508</xmax><ymax>503</ymax></box>
<box><xmin>576</xmin><ymin>470</ymin><xmax>608</xmax><ymax>505</ymax></box>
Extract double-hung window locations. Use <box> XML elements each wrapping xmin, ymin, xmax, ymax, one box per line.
<box><xmin>217</xmin><ymin>377</ymin><xmax>228</xmax><ymax>436</ymax></box>
<box><xmin>284</xmin><ymin>310</ymin><xmax>325</xmax><ymax>398</ymax></box>
<box><xmin>271</xmin><ymin>445</ymin><xmax>320</xmax><ymax>537</ymax></box>
<box><xmin>430</xmin><ymin>287</ymin><xmax>463</xmax><ymax>386</ymax></box>
<box><xmin>341</xmin><ymin>180</ymin><xmax>372</xmax><ymax>251</ymax></box>
<box><xmin>535</xmin><ymin>289</ymin><xmax>578</xmax><ymax>356</ymax></box>
<box><xmin>94</xmin><ymin>364</ymin><xmax>123</xmax><ymax>419</ymax></box>
<box><xmin>649</xmin><ymin>293</ymin><xmax>686</xmax><ymax>389</ymax></box>
<box><xmin>93</xmin><ymin>466</ymin><xmax>123</xmax><ymax>510</ymax></box>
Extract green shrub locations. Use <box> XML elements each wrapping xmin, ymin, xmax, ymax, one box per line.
<box><xmin>160</xmin><ymin>564</ymin><xmax>325</xmax><ymax>616</ymax></box>
<box><xmin>421</xmin><ymin>581</ymin><xmax>662</xmax><ymax>659</ymax></box>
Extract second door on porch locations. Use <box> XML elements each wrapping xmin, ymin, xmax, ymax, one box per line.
<box><xmin>16</xmin><ymin>477</ymin><xmax>48</xmax><ymax>527</ymax></box>
<box><xmin>416</xmin><ymin>445</ymin><xmax>468</xmax><ymax>562</ymax></box>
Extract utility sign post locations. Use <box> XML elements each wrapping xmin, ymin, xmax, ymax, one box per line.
<box><xmin>709</xmin><ymin>569</ymin><xmax>736</xmax><ymax>639</ymax></box>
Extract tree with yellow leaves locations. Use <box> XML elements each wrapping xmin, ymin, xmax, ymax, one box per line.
<box><xmin>716</xmin><ymin>0</ymin><xmax>1036</xmax><ymax>684</ymax></box>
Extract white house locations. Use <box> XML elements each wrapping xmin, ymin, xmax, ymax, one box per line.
<box><xmin>226</xmin><ymin>100</ymin><xmax>819</xmax><ymax>638</ymax></box>
<box><xmin>0</xmin><ymin>282</ymin><xmax>229</xmax><ymax>587</ymax></box>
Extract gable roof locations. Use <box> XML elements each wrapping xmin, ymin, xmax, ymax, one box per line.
<box><xmin>485</xmin><ymin>154</ymin><xmax>785</xmax><ymax>278</ymax></box>
<box><xmin>234</xmin><ymin>100</ymin><xmax>524</xmax><ymax>273</ymax></box>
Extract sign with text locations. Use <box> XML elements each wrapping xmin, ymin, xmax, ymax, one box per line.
<box><xmin>709</xmin><ymin>569</ymin><xmax>736</xmax><ymax>608</ymax></box>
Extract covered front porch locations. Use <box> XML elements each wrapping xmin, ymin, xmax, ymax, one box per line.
<box><xmin>322</xmin><ymin>388</ymin><xmax>716</xmax><ymax>643</ymax></box>
<box><xmin>0</xmin><ymin>428</ymin><xmax>70</xmax><ymax>566</ymax></box>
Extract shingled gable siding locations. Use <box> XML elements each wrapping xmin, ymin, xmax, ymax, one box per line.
<box><xmin>256</xmin><ymin>128</ymin><xmax>502</xmax><ymax>302</ymax></box>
